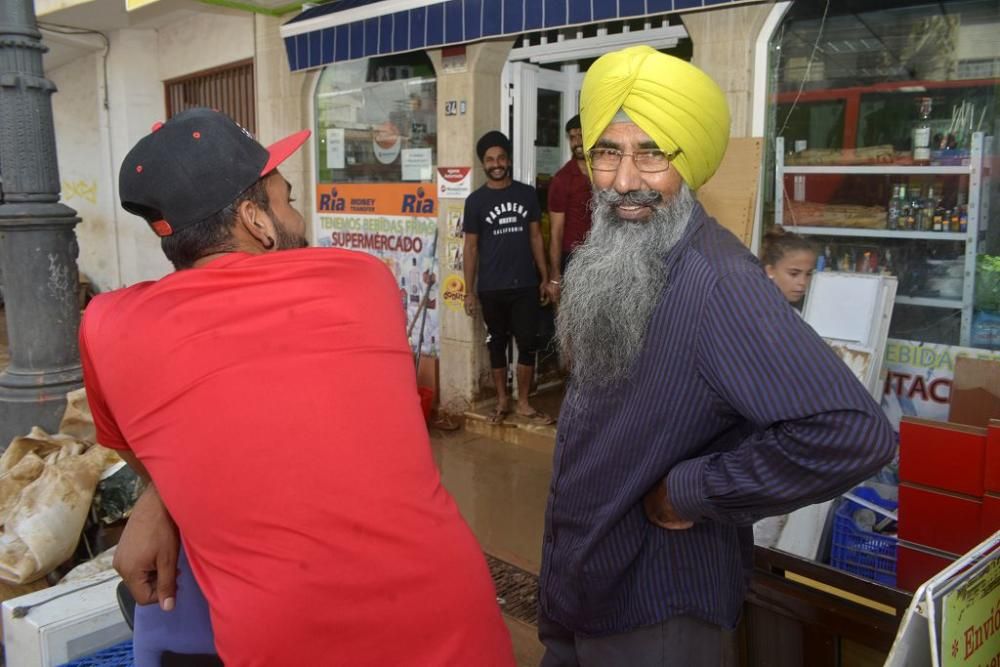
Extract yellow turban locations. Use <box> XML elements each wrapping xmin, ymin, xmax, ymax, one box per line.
<box><xmin>580</xmin><ymin>46</ymin><xmax>731</xmax><ymax>190</ymax></box>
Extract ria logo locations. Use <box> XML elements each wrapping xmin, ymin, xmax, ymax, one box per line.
<box><xmin>402</xmin><ymin>186</ymin><xmax>434</xmax><ymax>214</ymax></box>
<box><xmin>318</xmin><ymin>186</ymin><xmax>346</xmax><ymax>211</ymax></box>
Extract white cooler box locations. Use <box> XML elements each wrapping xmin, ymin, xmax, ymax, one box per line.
<box><xmin>2</xmin><ymin>572</ymin><xmax>131</xmax><ymax>666</ymax></box>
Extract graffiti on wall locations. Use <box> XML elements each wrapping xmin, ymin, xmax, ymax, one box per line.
<box><xmin>62</xmin><ymin>180</ymin><xmax>97</xmax><ymax>204</ymax></box>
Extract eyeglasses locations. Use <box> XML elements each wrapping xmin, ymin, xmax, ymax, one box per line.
<box><xmin>588</xmin><ymin>147</ymin><xmax>683</xmax><ymax>173</ymax></box>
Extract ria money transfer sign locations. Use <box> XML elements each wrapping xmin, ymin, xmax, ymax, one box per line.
<box><xmin>315</xmin><ymin>183</ymin><xmax>440</xmax><ymax>355</ymax></box>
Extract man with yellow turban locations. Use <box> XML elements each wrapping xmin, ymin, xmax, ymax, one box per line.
<box><xmin>539</xmin><ymin>46</ymin><xmax>894</xmax><ymax>664</ymax></box>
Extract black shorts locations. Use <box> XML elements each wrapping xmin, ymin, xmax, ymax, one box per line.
<box><xmin>479</xmin><ymin>287</ymin><xmax>540</xmax><ymax>369</ymax></box>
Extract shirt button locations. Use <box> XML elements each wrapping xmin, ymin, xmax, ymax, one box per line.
<box><xmin>545</xmin><ymin>534</ymin><xmax>553</xmax><ymax>544</ymax></box>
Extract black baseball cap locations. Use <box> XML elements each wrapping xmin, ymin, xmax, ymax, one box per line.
<box><xmin>119</xmin><ymin>108</ymin><xmax>310</xmax><ymax>237</ymax></box>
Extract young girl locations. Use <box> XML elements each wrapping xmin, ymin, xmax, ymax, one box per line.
<box><xmin>761</xmin><ymin>225</ymin><xmax>819</xmax><ymax>305</ymax></box>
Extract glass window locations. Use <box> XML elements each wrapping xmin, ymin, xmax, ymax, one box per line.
<box><xmin>165</xmin><ymin>60</ymin><xmax>255</xmax><ymax>133</ymax></box>
<box><xmin>314</xmin><ymin>53</ymin><xmax>437</xmax><ymax>184</ymax></box>
<box><xmin>765</xmin><ymin>0</ymin><xmax>1000</xmax><ymax>350</ymax></box>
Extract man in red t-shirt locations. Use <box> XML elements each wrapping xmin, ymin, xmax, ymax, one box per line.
<box><xmin>546</xmin><ymin>114</ymin><xmax>593</xmax><ymax>304</ymax></box>
<box><xmin>81</xmin><ymin>108</ymin><xmax>515</xmax><ymax>666</ymax></box>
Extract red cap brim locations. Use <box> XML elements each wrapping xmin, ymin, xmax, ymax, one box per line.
<box><xmin>260</xmin><ymin>129</ymin><xmax>311</xmax><ymax>176</ymax></box>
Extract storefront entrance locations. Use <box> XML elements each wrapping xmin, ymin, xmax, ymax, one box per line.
<box><xmin>502</xmin><ymin>62</ymin><xmax>583</xmax><ymax>194</ymax></box>
<box><xmin>500</xmin><ymin>19</ymin><xmax>690</xmax><ymax>201</ymax></box>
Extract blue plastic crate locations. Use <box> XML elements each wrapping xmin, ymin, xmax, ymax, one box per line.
<box><xmin>57</xmin><ymin>640</ymin><xmax>133</xmax><ymax>667</ymax></box>
<box><xmin>829</xmin><ymin>487</ymin><xmax>898</xmax><ymax>586</ymax></box>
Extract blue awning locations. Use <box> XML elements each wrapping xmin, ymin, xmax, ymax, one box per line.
<box><xmin>281</xmin><ymin>0</ymin><xmax>753</xmax><ymax>72</ymax></box>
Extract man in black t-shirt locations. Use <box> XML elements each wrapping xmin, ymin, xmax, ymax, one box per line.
<box><xmin>463</xmin><ymin>131</ymin><xmax>555</xmax><ymax>425</ymax></box>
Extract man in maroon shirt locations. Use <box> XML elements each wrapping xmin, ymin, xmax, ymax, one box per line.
<box><xmin>546</xmin><ymin>115</ymin><xmax>592</xmax><ymax>304</ymax></box>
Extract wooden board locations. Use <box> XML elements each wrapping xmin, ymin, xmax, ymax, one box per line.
<box><xmin>699</xmin><ymin>137</ymin><xmax>763</xmax><ymax>247</ymax></box>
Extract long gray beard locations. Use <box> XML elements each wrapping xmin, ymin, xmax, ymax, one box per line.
<box><xmin>556</xmin><ymin>184</ymin><xmax>695</xmax><ymax>387</ymax></box>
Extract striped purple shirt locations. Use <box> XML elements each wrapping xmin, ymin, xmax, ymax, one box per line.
<box><xmin>540</xmin><ymin>204</ymin><xmax>896</xmax><ymax>635</ymax></box>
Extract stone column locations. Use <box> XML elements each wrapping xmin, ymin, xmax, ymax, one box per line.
<box><xmin>433</xmin><ymin>39</ymin><xmax>514</xmax><ymax>413</ymax></box>
<box><xmin>0</xmin><ymin>0</ymin><xmax>82</xmax><ymax>446</ymax></box>
<box><xmin>683</xmin><ymin>4</ymin><xmax>775</xmax><ymax>138</ymax></box>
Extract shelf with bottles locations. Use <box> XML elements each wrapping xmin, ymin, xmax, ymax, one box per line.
<box><xmin>779</xmin><ymin>180</ymin><xmax>975</xmax><ymax>238</ymax></box>
<box><xmin>775</xmin><ymin>133</ymin><xmax>986</xmax><ymax>237</ymax></box>
<box><xmin>781</xmin><ymin>94</ymin><xmax>988</xmax><ymax>171</ymax></box>
<box><xmin>780</xmin><ymin>165</ymin><xmax>970</xmax><ymax>175</ymax></box>
<box><xmin>785</xmin><ymin>227</ymin><xmax>966</xmax><ymax>241</ymax></box>
<box><xmin>809</xmin><ymin>237</ymin><xmax>966</xmax><ymax>305</ymax></box>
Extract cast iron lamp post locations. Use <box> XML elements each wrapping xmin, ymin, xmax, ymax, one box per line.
<box><xmin>0</xmin><ymin>0</ymin><xmax>83</xmax><ymax>447</ymax></box>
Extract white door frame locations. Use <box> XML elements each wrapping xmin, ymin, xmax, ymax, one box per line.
<box><xmin>502</xmin><ymin>26</ymin><xmax>686</xmax><ymax>187</ymax></box>
<box><xmin>502</xmin><ymin>62</ymin><xmax>583</xmax><ymax>186</ymax></box>
<box><xmin>749</xmin><ymin>1</ymin><xmax>793</xmax><ymax>255</ymax></box>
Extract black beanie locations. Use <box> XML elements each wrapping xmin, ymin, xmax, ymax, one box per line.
<box><xmin>476</xmin><ymin>130</ymin><xmax>512</xmax><ymax>162</ymax></box>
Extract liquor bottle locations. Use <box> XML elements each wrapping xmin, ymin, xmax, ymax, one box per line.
<box><xmin>917</xmin><ymin>187</ymin><xmax>928</xmax><ymax>230</ymax></box>
<box><xmin>909</xmin><ymin>187</ymin><xmax>922</xmax><ymax>230</ymax></box>
<box><xmin>932</xmin><ymin>212</ymin><xmax>944</xmax><ymax>232</ymax></box>
<box><xmin>921</xmin><ymin>186</ymin><xmax>937</xmax><ymax>231</ymax></box>
<box><xmin>934</xmin><ymin>192</ymin><xmax>947</xmax><ymax>232</ymax></box>
<box><xmin>898</xmin><ymin>185</ymin><xmax>910</xmax><ymax>230</ymax></box>
<box><xmin>910</xmin><ymin>186</ymin><xmax>926</xmax><ymax>230</ymax></box>
<box><xmin>912</xmin><ymin>97</ymin><xmax>932</xmax><ymax>164</ymax></box>
<box><xmin>887</xmin><ymin>184</ymin><xmax>902</xmax><ymax>230</ymax></box>
<box><xmin>882</xmin><ymin>249</ymin><xmax>895</xmax><ymax>275</ymax></box>
<box><xmin>957</xmin><ymin>191</ymin><xmax>967</xmax><ymax>233</ymax></box>
<box><xmin>950</xmin><ymin>209</ymin><xmax>960</xmax><ymax>232</ymax></box>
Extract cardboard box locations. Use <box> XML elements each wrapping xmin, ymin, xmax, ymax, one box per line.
<box><xmin>898</xmin><ymin>483</ymin><xmax>983</xmax><ymax>555</ymax></box>
<box><xmin>897</xmin><ymin>540</ymin><xmax>957</xmax><ymax>592</ymax></box>
<box><xmin>949</xmin><ymin>357</ymin><xmax>1000</xmax><ymax>429</ymax></box>
<box><xmin>899</xmin><ymin>417</ymin><xmax>987</xmax><ymax>497</ymax></box>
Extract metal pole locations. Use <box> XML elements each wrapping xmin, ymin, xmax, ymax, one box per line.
<box><xmin>0</xmin><ymin>0</ymin><xmax>83</xmax><ymax>446</ymax></box>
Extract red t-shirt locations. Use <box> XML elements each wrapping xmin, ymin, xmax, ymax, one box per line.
<box><xmin>80</xmin><ymin>249</ymin><xmax>514</xmax><ymax>666</ymax></box>
<box><xmin>547</xmin><ymin>159</ymin><xmax>593</xmax><ymax>252</ymax></box>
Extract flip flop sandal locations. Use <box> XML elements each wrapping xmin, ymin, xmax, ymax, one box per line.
<box><xmin>430</xmin><ymin>414</ymin><xmax>461</xmax><ymax>431</ymax></box>
<box><xmin>516</xmin><ymin>410</ymin><xmax>555</xmax><ymax>425</ymax></box>
<box><xmin>487</xmin><ymin>407</ymin><xmax>509</xmax><ymax>424</ymax></box>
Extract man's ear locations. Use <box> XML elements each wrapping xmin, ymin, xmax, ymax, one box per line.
<box><xmin>235</xmin><ymin>199</ymin><xmax>277</xmax><ymax>251</ymax></box>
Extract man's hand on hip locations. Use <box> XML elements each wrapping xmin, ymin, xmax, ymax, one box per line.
<box><xmin>113</xmin><ymin>484</ymin><xmax>180</xmax><ymax>610</ymax></box>
<box><xmin>643</xmin><ymin>479</ymin><xmax>694</xmax><ymax>530</ymax></box>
